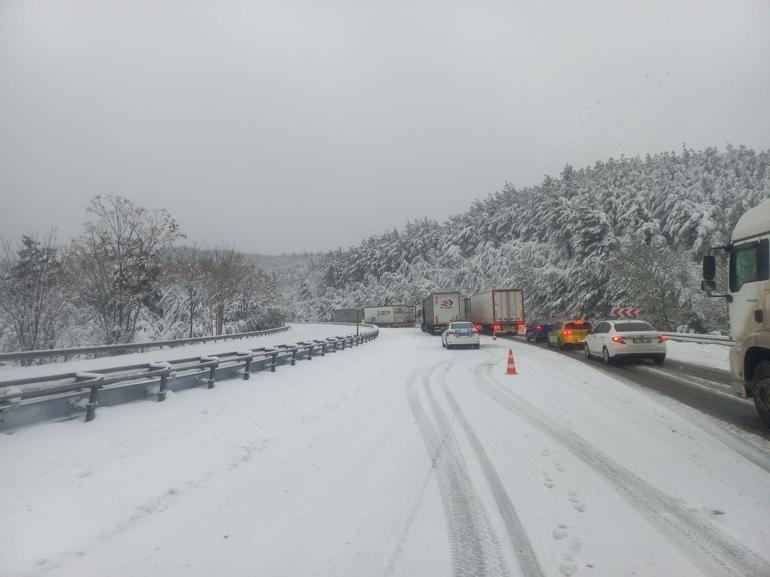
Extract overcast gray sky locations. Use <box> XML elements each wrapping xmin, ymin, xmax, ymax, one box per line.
<box><xmin>1</xmin><ymin>0</ymin><xmax>769</xmax><ymax>254</ymax></box>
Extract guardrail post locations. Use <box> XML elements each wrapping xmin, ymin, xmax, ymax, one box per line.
<box><xmin>85</xmin><ymin>384</ymin><xmax>100</xmax><ymax>422</ymax></box>
<box><xmin>271</xmin><ymin>351</ymin><xmax>277</xmax><ymax>372</ymax></box>
<box><xmin>150</xmin><ymin>363</ymin><xmax>172</xmax><ymax>402</ymax></box>
<box><xmin>291</xmin><ymin>349</ymin><xmax>296</xmax><ymax>366</ymax></box>
<box><xmin>341</xmin><ymin>338</ymin><xmax>346</xmax><ymax>350</ymax></box>
<box><xmin>308</xmin><ymin>344</ymin><xmax>313</xmax><ymax>360</ymax></box>
<box><xmin>200</xmin><ymin>356</ymin><xmax>217</xmax><ymax>388</ymax></box>
<box><xmin>245</xmin><ymin>356</ymin><xmax>253</xmax><ymax>380</ymax></box>
<box><xmin>321</xmin><ymin>343</ymin><xmax>325</xmax><ymax>356</ymax></box>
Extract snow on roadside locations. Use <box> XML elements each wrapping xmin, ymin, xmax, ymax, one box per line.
<box><xmin>1</xmin><ymin>328</ymin><xmax>768</xmax><ymax>577</ymax></box>
<box><xmin>664</xmin><ymin>340</ymin><xmax>731</xmax><ymax>371</ymax></box>
<box><xmin>0</xmin><ymin>323</ymin><xmax>361</xmax><ymax>381</ymax></box>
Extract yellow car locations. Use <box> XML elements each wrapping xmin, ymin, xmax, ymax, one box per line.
<box><xmin>547</xmin><ymin>320</ymin><xmax>593</xmax><ymax>350</ymax></box>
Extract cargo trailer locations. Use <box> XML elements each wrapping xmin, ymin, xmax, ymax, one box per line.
<box><xmin>422</xmin><ymin>291</ymin><xmax>462</xmax><ymax>335</ymax></box>
<box><xmin>468</xmin><ymin>289</ymin><xmax>525</xmax><ymax>335</ymax></box>
<box><xmin>363</xmin><ymin>305</ymin><xmax>416</xmax><ymax>327</ymax></box>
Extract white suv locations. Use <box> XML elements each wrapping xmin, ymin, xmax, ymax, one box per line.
<box><xmin>584</xmin><ymin>320</ymin><xmax>666</xmax><ymax>365</ymax></box>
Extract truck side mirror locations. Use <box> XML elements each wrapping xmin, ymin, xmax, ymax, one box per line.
<box><xmin>702</xmin><ymin>255</ymin><xmax>716</xmax><ymax>281</ymax></box>
<box><xmin>701</xmin><ymin>279</ymin><xmax>716</xmax><ymax>291</ymax></box>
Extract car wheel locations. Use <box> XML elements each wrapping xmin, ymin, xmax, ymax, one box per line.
<box><xmin>653</xmin><ymin>355</ymin><xmax>665</xmax><ymax>365</ymax></box>
<box><xmin>602</xmin><ymin>347</ymin><xmax>613</xmax><ymax>365</ymax></box>
<box><xmin>584</xmin><ymin>342</ymin><xmax>591</xmax><ymax>359</ymax></box>
<box><xmin>753</xmin><ymin>361</ymin><xmax>770</xmax><ymax>428</ymax></box>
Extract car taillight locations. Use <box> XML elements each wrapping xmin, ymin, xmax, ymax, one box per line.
<box><xmin>518</xmin><ymin>323</ymin><xmax>525</xmax><ymax>330</ymax></box>
<box><xmin>612</xmin><ymin>335</ymin><xmax>625</xmax><ymax>344</ymax></box>
<box><xmin>563</xmin><ymin>330</ymin><xmax>572</xmax><ymax>335</ymax></box>
<box><xmin>536</xmin><ymin>324</ymin><xmax>542</xmax><ymax>330</ymax></box>
<box><xmin>658</xmin><ymin>335</ymin><xmax>667</xmax><ymax>343</ymax></box>
<box><xmin>493</xmin><ymin>324</ymin><xmax>502</xmax><ymax>331</ymax></box>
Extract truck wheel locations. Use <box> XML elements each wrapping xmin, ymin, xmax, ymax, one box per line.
<box><xmin>753</xmin><ymin>361</ymin><xmax>770</xmax><ymax>428</ymax></box>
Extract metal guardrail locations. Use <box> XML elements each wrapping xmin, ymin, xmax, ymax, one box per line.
<box><xmin>661</xmin><ymin>332</ymin><xmax>733</xmax><ymax>346</ymax></box>
<box><xmin>0</xmin><ymin>326</ymin><xmax>290</xmax><ymax>365</ymax></box>
<box><xmin>0</xmin><ymin>324</ymin><xmax>379</xmax><ymax>432</ymax></box>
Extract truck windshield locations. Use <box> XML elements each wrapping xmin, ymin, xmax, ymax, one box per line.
<box><xmin>730</xmin><ymin>243</ymin><xmax>759</xmax><ymax>292</ymax></box>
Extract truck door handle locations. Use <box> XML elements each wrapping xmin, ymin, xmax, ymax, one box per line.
<box><xmin>755</xmin><ymin>310</ymin><xmax>764</xmax><ymax>323</ymax></box>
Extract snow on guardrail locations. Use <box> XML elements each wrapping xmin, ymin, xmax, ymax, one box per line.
<box><xmin>661</xmin><ymin>332</ymin><xmax>733</xmax><ymax>346</ymax></box>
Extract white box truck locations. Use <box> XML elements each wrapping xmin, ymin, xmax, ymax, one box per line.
<box><xmin>468</xmin><ymin>288</ymin><xmax>525</xmax><ymax>335</ymax></box>
<box><xmin>702</xmin><ymin>199</ymin><xmax>770</xmax><ymax>427</ymax></box>
<box><xmin>363</xmin><ymin>305</ymin><xmax>416</xmax><ymax>327</ymax></box>
<box><xmin>422</xmin><ymin>292</ymin><xmax>462</xmax><ymax>335</ymax></box>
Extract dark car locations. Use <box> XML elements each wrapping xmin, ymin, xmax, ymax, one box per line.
<box><xmin>525</xmin><ymin>320</ymin><xmax>557</xmax><ymax>342</ymax></box>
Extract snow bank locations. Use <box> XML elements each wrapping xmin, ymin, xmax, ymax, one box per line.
<box><xmin>664</xmin><ymin>340</ymin><xmax>731</xmax><ymax>371</ymax></box>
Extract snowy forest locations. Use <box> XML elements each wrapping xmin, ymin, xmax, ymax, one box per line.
<box><xmin>0</xmin><ymin>196</ymin><xmax>284</xmax><ymax>354</ymax></box>
<box><xmin>286</xmin><ymin>145</ymin><xmax>770</xmax><ymax>332</ymax></box>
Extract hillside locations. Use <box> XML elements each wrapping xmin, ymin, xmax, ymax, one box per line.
<box><xmin>287</xmin><ymin>145</ymin><xmax>770</xmax><ymax>330</ymax></box>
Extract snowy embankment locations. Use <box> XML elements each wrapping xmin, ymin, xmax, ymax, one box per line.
<box><xmin>0</xmin><ymin>323</ymin><xmax>355</xmax><ymax>381</ymax></box>
<box><xmin>664</xmin><ymin>340</ymin><xmax>731</xmax><ymax>371</ymax></box>
<box><xmin>1</xmin><ymin>328</ymin><xmax>769</xmax><ymax>577</ymax></box>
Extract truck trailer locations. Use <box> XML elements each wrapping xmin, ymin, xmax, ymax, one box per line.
<box><xmin>422</xmin><ymin>291</ymin><xmax>462</xmax><ymax>335</ymax></box>
<box><xmin>468</xmin><ymin>288</ymin><xmax>525</xmax><ymax>335</ymax></box>
<box><xmin>363</xmin><ymin>305</ymin><xmax>416</xmax><ymax>327</ymax></box>
<box><xmin>702</xmin><ymin>198</ymin><xmax>770</xmax><ymax>427</ymax></box>
<box><xmin>330</xmin><ymin>308</ymin><xmax>362</xmax><ymax>323</ymax></box>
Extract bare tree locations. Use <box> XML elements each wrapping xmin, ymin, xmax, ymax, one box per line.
<box><xmin>0</xmin><ymin>233</ymin><xmax>71</xmax><ymax>357</ymax></box>
<box><xmin>166</xmin><ymin>246</ymin><xmax>209</xmax><ymax>338</ymax></box>
<box><xmin>71</xmin><ymin>196</ymin><xmax>183</xmax><ymax>344</ymax></box>
<box><xmin>203</xmin><ymin>247</ymin><xmax>250</xmax><ymax>335</ymax></box>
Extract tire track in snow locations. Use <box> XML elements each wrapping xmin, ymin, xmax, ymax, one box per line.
<box><xmin>407</xmin><ymin>363</ymin><xmax>510</xmax><ymax>577</ymax></box>
<box><xmin>478</xmin><ymin>367</ymin><xmax>770</xmax><ymax>577</ymax></box>
<box><xmin>439</xmin><ymin>380</ymin><xmax>545</xmax><ymax>577</ymax></box>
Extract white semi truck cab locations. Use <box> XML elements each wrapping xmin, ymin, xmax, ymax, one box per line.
<box><xmin>702</xmin><ymin>199</ymin><xmax>770</xmax><ymax>426</ymax></box>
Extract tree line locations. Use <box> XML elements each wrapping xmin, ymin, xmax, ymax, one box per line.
<box><xmin>286</xmin><ymin>145</ymin><xmax>769</xmax><ymax>331</ymax></box>
<box><xmin>0</xmin><ymin>196</ymin><xmax>284</xmax><ymax>356</ymax></box>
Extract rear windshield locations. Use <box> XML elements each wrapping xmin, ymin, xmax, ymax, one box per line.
<box><xmin>565</xmin><ymin>321</ymin><xmax>592</xmax><ymax>330</ymax></box>
<box><xmin>451</xmin><ymin>322</ymin><xmax>475</xmax><ymax>329</ymax></box>
<box><xmin>614</xmin><ymin>322</ymin><xmax>654</xmax><ymax>332</ymax></box>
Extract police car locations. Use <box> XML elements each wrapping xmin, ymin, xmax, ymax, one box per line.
<box><xmin>441</xmin><ymin>322</ymin><xmax>481</xmax><ymax>349</ymax></box>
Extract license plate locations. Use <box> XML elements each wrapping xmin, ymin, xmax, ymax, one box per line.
<box><xmin>457</xmin><ymin>331</ymin><xmax>472</xmax><ymax>337</ymax></box>
<box><xmin>633</xmin><ymin>338</ymin><xmax>650</xmax><ymax>344</ymax></box>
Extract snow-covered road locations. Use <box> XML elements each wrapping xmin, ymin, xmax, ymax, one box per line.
<box><xmin>2</xmin><ymin>328</ymin><xmax>770</xmax><ymax>577</ymax></box>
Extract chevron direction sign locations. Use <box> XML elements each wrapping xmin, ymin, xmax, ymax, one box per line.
<box><xmin>611</xmin><ymin>307</ymin><xmax>639</xmax><ymax>319</ymax></box>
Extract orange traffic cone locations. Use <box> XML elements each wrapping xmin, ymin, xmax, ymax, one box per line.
<box><xmin>506</xmin><ymin>349</ymin><xmax>518</xmax><ymax>375</ymax></box>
